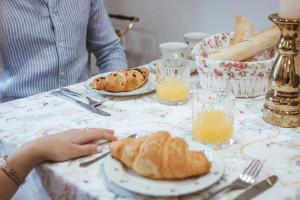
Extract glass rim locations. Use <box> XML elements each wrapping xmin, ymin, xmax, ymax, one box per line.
<box><xmin>193</xmin><ymin>88</ymin><xmax>236</xmax><ymax>103</ymax></box>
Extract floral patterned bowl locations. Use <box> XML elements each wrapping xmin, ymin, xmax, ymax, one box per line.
<box><xmin>191</xmin><ymin>32</ymin><xmax>276</xmax><ymax>97</ymax></box>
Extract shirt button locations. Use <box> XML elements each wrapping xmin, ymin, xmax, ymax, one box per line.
<box><xmin>58</xmin><ymin>42</ymin><xmax>63</xmax><ymax>48</ymax></box>
<box><xmin>60</xmin><ymin>71</ymin><xmax>64</xmax><ymax>76</ymax></box>
<box><xmin>53</xmin><ymin>10</ymin><xmax>59</xmax><ymax>16</ymax></box>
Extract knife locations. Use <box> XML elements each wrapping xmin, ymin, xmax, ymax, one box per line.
<box><xmin>234</xmin><ymin>175</ymin><xmax>278</xmax><ymax>200</ymax></box>
<box><xmin>51</xmin><ymin>91</ymin><xmax>111</xmax><ymax>116</ymax></box>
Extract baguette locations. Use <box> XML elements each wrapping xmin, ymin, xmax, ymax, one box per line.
<box><xmin>91</xmin><ymin>67</ymin><xmax>149</xmax><ymax>92</ymax></box>
<box><xmin>208</xmin><ymin>26</ymin><xmax>280</xmax><ymax>61</ymax></box>
<box><xmin>231</xmin><ymin>16</ymin><xmax>254</xmax><ymax>45</ymax></box>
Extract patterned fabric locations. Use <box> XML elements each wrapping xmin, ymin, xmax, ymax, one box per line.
<box><xmin>0</xmin><ymin>0</ymin><xmax>127</xmax><ymax>102</ymax></box>
<box><xmin>0</xmin><ymin>77</ymin><xmax>299</xmax><ymax>200</ymax></box>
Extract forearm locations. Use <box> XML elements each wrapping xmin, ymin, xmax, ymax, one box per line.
<box><xmin>0</xmin><ymin>169</ymin><xmax>18</xmax><ymax>200</ymax></box>
<box><xmin>0</xmin><ymin>143</ymin><xmax>42</xmax><ymax>200</ymax></box>
<box><xmin>0</xmin><ymin>128</ymin><xmax>116</xmax><ymax>200</ymax></box>
<box><xmin>87</xmin><ymin>0</ymin><xmax>128</xmax><ymax>72</ymax></box>
<box><xmin>94</xmin><ymin>41</ymin><xmax>128</xmax><ymax>72</ymax></box>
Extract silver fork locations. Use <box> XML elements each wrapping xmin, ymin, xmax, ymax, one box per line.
<box><xmin>85</xmin><ymin>96</ymin><xmax>103</xmax><ymax>107</ymax></box>
<box><xmin>60</xmin><ymin>88</ymin><xmax>106</xmax><ymax>107</ymax></box>
<box><xmin>203</xmin><ymin>159</ymin><xmax>264</xmax><ymax>200</ymax></box>
<box><xmin>79</xmin><ymin>134</ymin><xmax>138</xmax><ymax>168</ymax></box>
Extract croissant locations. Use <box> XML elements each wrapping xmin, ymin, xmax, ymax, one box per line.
<box><xmin>91</xmin><ymin>66</ymin><xmax>149</xmax><ymax>92</ymax></box>
<box><xmin>109</xmin><ymin>131</ymin><xmax>211</xmax><ymax>180</ymax></box>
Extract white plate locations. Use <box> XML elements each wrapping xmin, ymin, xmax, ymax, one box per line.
<box><xmin>104</xmin><ymin>140</ymin><xmax>224</xmax><ymax>197</ymax></box>
<box><xmin>148</xmin><ymin>59</ymin><xmax>197</xmax><ymax>74</ymax></box>
<box><xmin>84</xmin><ymin>70</ymin><xmax>156</xmax><ymax>97</ymax></box>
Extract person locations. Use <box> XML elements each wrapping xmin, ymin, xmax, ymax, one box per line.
<box><xmin>0</xmin><ymin>0</ymin><xmax>128</xmax><ymax>103</ymax></box>
<box><xmin>0</xmin><ymin>128</ymin><xmax>117</xmax><ymax>200</ymax></box>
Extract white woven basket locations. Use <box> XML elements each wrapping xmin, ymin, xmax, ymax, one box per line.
<box><xmin>192</xmin><ymin>32</ymin><xmax>276</xmax><ymax>98</ymax></box>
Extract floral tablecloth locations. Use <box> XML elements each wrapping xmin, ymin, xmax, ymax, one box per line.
<box><xmin>0</xmin><ymin>80</ymin><xmax>300</xmax><ymax>200</ymax></box>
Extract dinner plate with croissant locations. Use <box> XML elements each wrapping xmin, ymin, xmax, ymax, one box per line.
<box><xmin>84</xmin><ymin>66</ymin><xmax>156</xmax><ymax>96</ymax></box>
<box><xmin>104</xmin><ymin>131</ymin><xmax>224</xmax><ymax>196</ymax></box>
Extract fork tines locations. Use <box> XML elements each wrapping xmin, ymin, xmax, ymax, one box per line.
<box><xmin>241</xmin><ymin>159</ymin><xmax>265</xmax><ymax>182</ymax></box>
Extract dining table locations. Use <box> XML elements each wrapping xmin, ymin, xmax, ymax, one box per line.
<box><xmin>0</xmin><ymin>75</ymin><xmax>299</xmax><ymax>200</ymax></box>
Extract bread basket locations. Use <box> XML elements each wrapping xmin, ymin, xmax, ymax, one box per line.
<box><xmin>192</xmin><ymin>32</ymin><xmax>276</xmax><ymax>98</ymax></box>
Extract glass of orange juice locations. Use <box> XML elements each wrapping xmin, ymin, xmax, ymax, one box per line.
<box><xmin>156</xmin><ymin>58</ymin><xmax>190</xmax><ymax>105</ymax></box>
<box><xmin>192</xmin><ymin>84</ymin><xmax>235</xmax><ymax>148</ymax></box>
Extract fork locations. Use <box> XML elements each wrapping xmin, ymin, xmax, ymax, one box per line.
<box><xmin>202</xmin><ymin>159</ymin><xmax>264</xmax><ymax>200</ymax></box>
<box><xmin>60</xmin><ymin>88</ymin><xmax>106</xmax><ymax>107</ymax></box>
<box><xmin>79</xmin><ymin>134</ymin><xmax>138</xmax><ymax>168</ymax></box>
<box><xmin>85</xmin><ymin>96</ymin><xmax>103</xmax><ymax>107</ymax></box>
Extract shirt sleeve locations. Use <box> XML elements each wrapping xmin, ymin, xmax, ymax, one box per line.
<box><xmin>87</xmin><ymin>0</ymin><xmax>128</xmax><ymax>73</ymax></box>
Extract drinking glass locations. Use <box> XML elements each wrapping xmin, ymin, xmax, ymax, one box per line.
<box><xmin>192</xmin><ymin>82</ymin><xmax>235</xmax><ymax>148</ymax></box>
<box><xmin>156</xmin><ymin>57</ymin><xmax>190</xmax><ymax>105</ymax></box>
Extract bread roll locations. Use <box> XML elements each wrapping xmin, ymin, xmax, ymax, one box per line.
<box><xmin>109</xmin><ymin>131</ymin><xmax>211</xmax><ymax>180</ymax></box>
<box><xmin>91</xmin><ymin>67</ymin><xmax>149</xmax><ymax>92</ymax></box>
<box><xmin>208</xmin><ymin>26</ymin><xmax>280</xmax><ymax>61</ymax></box>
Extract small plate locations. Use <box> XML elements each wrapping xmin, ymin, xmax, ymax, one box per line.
<box><xmin>104</xmin><ymin>140</ymin><xmax>224</xmax><ymax>197</ymax></box>
<box><xmin>148</xmin><ymin>59</ymin><xmax>197</xmax><ymax>74</ymax></box>
<box><xmin>84</xmin><ymin>69</ymin><xmax>156</xmax><ymax>97</ymax></box>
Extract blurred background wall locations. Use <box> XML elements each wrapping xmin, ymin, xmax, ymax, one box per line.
<box><xmin>95</xmin><ymin>0</ymin><xmax>278</xmax><ymax>69</ymax></box>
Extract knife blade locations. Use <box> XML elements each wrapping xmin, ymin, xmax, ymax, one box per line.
<box><xmin>234</xmin><ymin>175</ymin><xmax>278</xmax><ymax>200</ymax></box>
<box><xmin>51</xmin><ymin>91</ymin><xmax>111</xmax><ymax>116</ymax></box>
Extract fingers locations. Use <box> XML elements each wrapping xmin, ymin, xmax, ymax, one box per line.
<box><xmin>77</xmin><ymin>128</ymin><xmax>117</xmax><ymax>144</ymax></box>
<box><xmin>74</xmin><ymin>144</ymin><xmax>104</xmax><ymax>157</ymax></box>
<box><xmin>86</xmin><ymin>128</ymin><xmax>114</xmax><ymax>135</ymax></box>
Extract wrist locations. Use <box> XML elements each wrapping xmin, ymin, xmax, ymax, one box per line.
<box><xmin>20</xmin><ymin>140</ymin><xmax>47</xmax><ymax>165</ymax></box>
<box><xmin>0</xmin><ymin>156</ymin><xmax>25</xmax><ymax>186</ymax></box>
<box><xmin>6</xmin><ymin>141</ymin><xmax>46</xmax><ymax>179</ymax></box>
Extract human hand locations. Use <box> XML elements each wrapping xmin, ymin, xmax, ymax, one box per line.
<box><xmin>2</xmin><ymin>128</ymin><xmax>116</xmax><ymax>200</ymax></box>
<box><xmin>23</xmin><ymin>128</ymin><xmax>117</xmax><ymax>164</ymax></box>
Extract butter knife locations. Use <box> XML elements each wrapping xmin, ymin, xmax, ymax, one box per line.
<box><xmin>51</xmin><ymin>91</ymin><xmax>111</xmax><ymax>116</ymax></box>
<box><xmin>234</xmin><ymin>175</ymin><xmax>278</xmax><ymax>200</ymax></box>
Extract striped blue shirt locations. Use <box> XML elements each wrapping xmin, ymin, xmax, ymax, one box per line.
<box><xmin>0</xmin><ymin>0</ymin><xmax>127</xmax><ymax>102</ymax></box>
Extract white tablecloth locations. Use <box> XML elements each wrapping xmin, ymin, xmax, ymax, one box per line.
<box><xmin>0</xmin><ymin>80</ymin><xmax>300</xmax><ymax>200</ymax></box>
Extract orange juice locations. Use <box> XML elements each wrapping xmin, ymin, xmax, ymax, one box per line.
<box><xmin>156</xmin><ymin>77</ymin><xmax>189</xmax><ymax>101</ymax></box>
<box><xmin>192</xmin><ymin>110</ymin><xmax>233</xmax><ymax>144</ymax></box>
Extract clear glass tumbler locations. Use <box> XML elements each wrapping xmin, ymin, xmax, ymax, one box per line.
<box><xmin>192</xmin><ymin>83</ymin><xmax>235</xmax><ymax>148</ymax></box>
<box><xmin>156</xmin><ymin>58</ymin><xmax>190</xmax><ymax>105</ymax></box>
